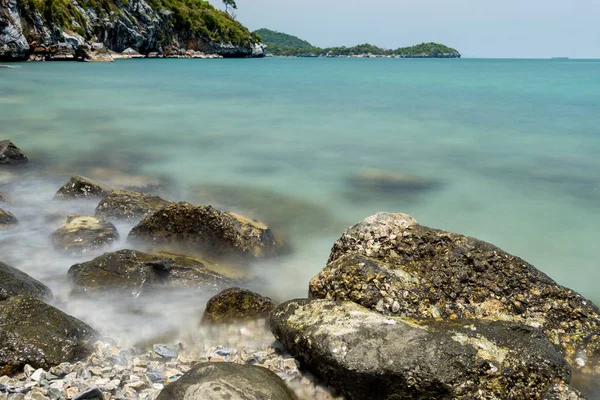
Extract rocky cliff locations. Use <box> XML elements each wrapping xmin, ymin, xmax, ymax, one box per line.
<box><xmin>0</xmin><ymin>0</ymin><xmax>264</xmax><ymax>61</ymax></box>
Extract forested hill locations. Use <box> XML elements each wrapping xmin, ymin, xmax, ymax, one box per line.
<box><xmin>254</xmin><ymin>28</ymin><xmax>460</xmax><ymax>58</ymax></box>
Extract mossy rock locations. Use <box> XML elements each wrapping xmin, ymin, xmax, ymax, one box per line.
<box><xmin>311</xmin><ymin>212</ymin><xmax>600</xmax><ymax>372</ymax></box>
<box><xmin>95</xmin><ymin>190</ymin><xmax>172</xmax><ymax>221</ymax></box>
<box><xmin>0</xmin><ymin>261</ymin><xmax>53</xmax><ymax>301</ymax></box>
<box><xmin>202</xmin><ymin>287</ymin><xmax>275</xmax><ymax>324</ymax></box>
<box><xmin>128</xmin><ymin>202</ymin><xmax>281</xmax><ymax>261</ymax></box>
<box><xmin>0</xmin><ymin>296</ymin><xmax>97</xmax><ymax>375</ymax></box>
<box><xmin>0</xmin><ymin>140</ymin><xmax>29</xmax><ymax>165</ymax></box>
<box><xmin>271</xmin><ymin>299</ymin><xmax>581</xmax><ymax>400</ymax></box>
<box><xmin>51</xmin><ymin>214</ymin><xmax>119</xmax><ymax>255</ymax></box>
<box><xmin>0</xmin><ymin>208</ymin><xmax>18</xmax><ymax>230</ymax></box>
<box><xmin>54</xmin><ymin>175</ymin><xmax>113</xmax><ymax>200</ymax></box>
<box><xmin>68</xmin><ymin>249</ymin><xmax>236</xmax><ymax>296</ymax></box>
<box><xmin>156</xmin><ymin>362</ymin><xmax>297</xmax><ymax>400</ymax></box>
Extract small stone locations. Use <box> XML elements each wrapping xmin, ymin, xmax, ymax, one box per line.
<box><xmin>30</xmin><ymin>369</ymin><xmax>46</xmax><ymax>382</ymax></box>
<box><xmin>24</xmin><ymin>365</ymin><xmax>35</xmax><ymax>378</ymax></box>
<box><xmin>65</xmin><ymin>387</ymin><xmax>79</xmax><ymax>399</ymax></box>
<box><xmin>72</xmin><ymin>386</ymin><xmax>103</xmax><ymax>399</ymax></box>
<box><xmin>152</xmin><ymin>345</ymin><xmax>176</xmax><ymax>360</ymax></box>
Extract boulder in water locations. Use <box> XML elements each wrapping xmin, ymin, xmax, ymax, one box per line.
<box><xmin>156</xmin><ymin>362</ymin><xmax>297</xmax><ymax>400</ymax></box>
<box><xmin>0</xmin><ymin>261</ymin><xmax>53</xmax><ymax>301</ymax></box>
<box><xmin>68</xmin><ymin>249</ymin><xmax>235</xmax><ymax>296</ymax></box>
<box><xmin>0</xmin><ymin>295</ymin><xmax>97</xmax><ymax>375</ymax></box>
<box><xmin>95</xmin><ymin>190</ymin><xmax>172</xmax><ymax>221</ymax></box>
<box><xmin>0</xmin><ymin>140</ymin><xmax>29</xmax><ymax>165</ymax></box>
<box><xmin>310</xmin><ymin>212</ymin><xmax>600</xmax><ymax>371</ymax></box>
<box><xmin>348</xmin><ymin>168</ymin><xmax>438</xmax><ymax>193</ymax></box>
<box><xmin>0</xmin><ymin>208</ymin><xmax>17</xmax><ymax>230</ymax></box>
<box><xmin>51</xmin><ymin>215</ymin><xmax>119</xmax><ymax>255</ymax></box>
<box><xmin>271</xmin><ymin>299</ymin><xmax>580</xmax><ymax>400</ymax></box>
<box><xmin>54</xmin><ymin>175</ymin><xmax>113</xmax><ymax>200</ymax></box>
<box><xmin>128</xmin><ymin>203</ymin><xmax>281</xmax><ymax>261</ymax></box>
<box><xmin>202</xmin><ymin>287</ymin><xmax>275</xmax><ymax>324</ymax></box>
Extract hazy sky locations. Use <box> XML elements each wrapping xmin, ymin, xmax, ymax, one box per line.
<box><xmin>208</xmin><ymin>0</ymin><xmax>599</xmax><ymax>58</ymax></box>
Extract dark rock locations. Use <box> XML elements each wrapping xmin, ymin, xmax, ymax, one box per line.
<box><xmin>153</xmin><ymin>344</ymin><xmax>177</xmax><ymax>359</ymax></box>
<box><xmin>68</xmin><ymin>249</ymin><xmax>235</xmax><ymax>296</ymax></box>
<box><xmin>202</xmin><ymin>287</ymin><xmax>275</xmax><ymax>324</ymax></box>
<box><xmin>0</xmin><ymin>295</ymin><xmax>97</xmax><ymax>375</ymax></box>
<box><xmin>0</xmin><ymin>208</ymin><xmax>18</xmax><ymax>229</ymax></box>
<box><xmin>54</xmin><ymin>175</ymin><xmax>113</xmax><ymax>200</ymax></box>
<box><xmin>0</xmin><ymin>140</ymin><xmax>29</xmax><ymax>165</ymax></box>
<box><xmin>271</xmin><ymin>299</ymin><xmax>580</xmax><ymax>400</ymax></box>
<box><xmin>128</xmin><ymin>202</ymin><xmax>281</xmax><ymax>261</ymax></box>
<box><xmin>51</xmin><ymin>215</ymin><xmax>119</xmax><ymax>255</ymax></box>
<box><xmin>95</xmin><ymin>190</ymin><xmax>171</xmax><ymax>221</ymax></box>
<box><xmin>0</xmin><ymin>261</ymin><xmax>53</xmax><ymax>301</ymax></box>
<box><xmin>73</xmin><ymin>386</ymin><xmax>104</xmax><ymax>399</ymax></box>
<box><xmin>310</xmin><ymin>212</ymin><xmax>600</xmax><ymax>370</ymax></box>
<box><xmin>156</xmin><ymin>362</ymin><xmax>297</xmax><ymax>400</ymax></box>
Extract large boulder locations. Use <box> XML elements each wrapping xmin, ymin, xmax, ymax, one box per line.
<box><xmin>156</xmin><ymin>362</ymin><xmax>297</xmax><ymax>400</ymax></box>
<box><xmin>310</xmin><ymin>212</ymin><xmax>600</xmax><ymax>371</ymax></box>
<box><xmin>51</xmin><ymin>215</ymin><xmax>119</xmax><ymax>255</ymax></box>
<box><xmin>128</xmin><ymin>203</ymin><xmax>281</xmax><ymax>261</ymax></box>
<box><xmin>202</xmin><ymin>287</ymin><xmax>275</xmax><ymax>324</ymax></box>
<box><xmin>54</xmin><ymin>176</ymin><xmax>113</xmax><ymax>200</ymax></box>
<box><xmin>95</xmin><ymin>190</ymin><xmax>171</xmax><ymax>221</ymax></box>
<box><xmin>0</xmin><ymin>207</ymin><xmax>17</xmax><ymax>230</ymax></box>
<box><xmin>0</xmin><ymin>296</ymin><xmax>97</xmax><ymax>375</ymax></box>
<box><xmin>0</xmin><ymin>261</ymin><xmax>53</xmax><ymax>301</ymax></box>
<box><xmin>271</xmin><ymin>299</ymin><xmax>582</xmax><ymax>400</ymax></box>
<box><xmin>68</xmin><ymin>249</ymin><xmax>235</xmax><ymax>296</ymax></box>
<box><xmin>0</xmin><ymin>140</ymin><xmax>28</xmax><ymax>165</ymax></box>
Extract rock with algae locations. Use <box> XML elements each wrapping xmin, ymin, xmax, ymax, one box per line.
<box><xmin>202</xmin><ymin>287</ymin><xmax>275</xmax><ymax>324</ymax></box>
<box><xmin>271</xmin><ymin>299</ymin><xmax>583</xmax><ymax>400</ymax></box>
<box><xmin>95</xmin><ymin>190</ymin><xmax>172</xmax><ymax>221</ymax></box>
<box><xmin>310</xmin><ymin>212</ymin><xmax>600</xmax><ymax>372</ymax></box>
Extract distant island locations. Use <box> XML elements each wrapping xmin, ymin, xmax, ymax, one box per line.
<box><xmin>254</xmin><ymin>29</ymin><xmax>461</xmax><ymax>58</ymax></box>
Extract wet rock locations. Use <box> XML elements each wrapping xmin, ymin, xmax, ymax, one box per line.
<box><xmin>128</xmin><ymin>203</ymin><xmax>281</xmax><ymax>261</ymax></box>
<box><xmin>68</xmin><ymin>249</ymin><xmax>235</xmax><ymax>296</ymax></box>
<box><xmin>0</xmin><ymin>261</ymin><xmax>53</xmax><ymax>301</ymax></box>
<box><xmin>271</xmin><ymin>299</ymin><xmax>578</xmax><ymax>400</ymax></box>
<box><xmin>0</xmin><ymin>140</ymin><xmax>29</xmax><ymax>165</ymax></box>
<box><xmin>50</xmin><ymin>215</ymin><xmax>119</xmax><ymax>255</ymax></box>
<box><xmin>202</xmin><ymin>288</ymin><xmax>275</xmax><ymax>324</ymax></box>
<box><xmin>0</xmin><ymin>208</ymin><xmax>18</xmax><ymax>230</ymax></box>
<box><xmin>156</xmin><ymin>362</ymin><xmax>297</xmax><ymax>400</ymax></box>
<box><xmin>348</xmin><ymin>168</ymin><xmax>438</xmax><ymax>193</ymax></box>
<box><xmin>95</xmin><ymin>190</ymin><xmax>171</xmax><ymax>221</ymax></box>
<box><xmin>54</xmin><ymin>176</ymin><xmax>113</xmax><ymax>200</ymax></box>
<box><xmin>310</xmin><ymin>212</ymin><xmax>600</xmax><ymax>370</ymax></box>
<box><xmin>0</xmin><ymin>296</ymin><xmax>97</xmax><ymax>375</ymax></box>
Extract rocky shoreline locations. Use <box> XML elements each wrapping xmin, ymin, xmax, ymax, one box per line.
<box><xmin>1</xmin><ymin>140</ymin><xmax>599</xmax><ymax>399</ymax></box>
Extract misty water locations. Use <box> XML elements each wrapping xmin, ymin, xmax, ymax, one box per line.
<box><xmin>1</xmin><ymin>58</ymin><xmax>599</xmax><ymax>394</ymax></box>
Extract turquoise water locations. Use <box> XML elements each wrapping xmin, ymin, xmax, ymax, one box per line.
<box><xmin>1</xmin><ymin>59</ymin><xmax>600</xmax><ymax>349</ymax></box>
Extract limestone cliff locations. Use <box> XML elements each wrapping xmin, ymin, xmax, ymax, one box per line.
<box><xmin>0</xmin><ymin>0</ymin><xmax>264</xmax><ymax>61</ymax></box>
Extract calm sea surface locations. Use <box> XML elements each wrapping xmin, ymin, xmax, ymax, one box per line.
<box><xmin>1</xmin><ymin>59</ymin><xmax>599</xmax><ymax>353</ymax></box>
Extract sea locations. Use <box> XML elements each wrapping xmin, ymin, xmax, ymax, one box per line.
<box><xmin>0</xmin><ymin>58</ymin><xmax>599</xmax><ymax>392</ymax></box>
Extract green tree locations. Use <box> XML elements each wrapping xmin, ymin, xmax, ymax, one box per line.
<box><xmin>223</xmin><ymin>0</ymin><xmax>237</xmax><ymax>14</ymax></box>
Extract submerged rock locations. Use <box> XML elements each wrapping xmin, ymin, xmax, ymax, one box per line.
<box><xmin>0</xmin><ymin>140</ymin><xmax>29</xmax><ymax>165</ymax></box>
<box><xmin>156</xmin><ymin>362</ymin><xmax>297</xmax><ymax>400</ymax></box>
<box><xmin>128</xmin><ymin>203</ymin><xmax>281</xmax><ymax>261</ymax></box>
<box><xmin>54</xmin><ymin>176</ymin><xmax>113</xmax><ymax>200</ymax></box>
<box><xmin>202</xmin><ymin>287</ymin><xmax>275</xmax><ymax>324</ymax></box>
<box><xmin>95</xmin><ymin>190</ymin><xmax>171</xmax><ymax>221</ymax></box>
<box><xmin>0</xmin><ymin>261</ymin><xmax>53</xmax><ymax>301</ymax></box>
<box><xmin>271</xmin><ymin>299</ymin><xmax>580</xmax><ymax>400</ymax></box>
<box><xmin>0</xmin><ymin>295</ymin><xmax>97</xmax><ymax>375</ymax></box>
<box><xmin>51</xmin><ymin>215</ymin><xmax>119</xmax><ymax>255</ymax></box>
<box><xmin>68</xmin><ymin>249</ymin><xmax>235</xmax><ymax>296</ymax></box>
<box><xmin>348</xmin><ymin>168</ymin><xmax>438</xmax><ymax>193</ymax></box>
<box><xmin>310</xmin><ymin>212</ymin><xmax>600</xmax><ymax>371</ymax></box>
<box><xmin>0</xmin><ymin>207</ymin><xmax>18</xmax><ymax>229</ymax></box>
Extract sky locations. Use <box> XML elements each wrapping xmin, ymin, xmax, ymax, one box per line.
<box><xmin>208</xmin><ymin>0</ymin><xmax>600</xmax><ymax>58</ymax></box>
